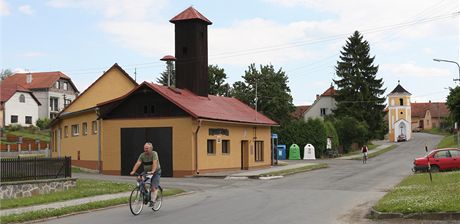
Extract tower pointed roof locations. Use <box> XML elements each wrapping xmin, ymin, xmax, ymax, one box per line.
<box><xmin>170</xmin><ymin>6</ymin><xmax>212</xmax><ymax>25</ymax></box>
<box><xmin>389</xmin><ymin>81</ymin><xmax>411</xmax><ymax>95</ymax></box>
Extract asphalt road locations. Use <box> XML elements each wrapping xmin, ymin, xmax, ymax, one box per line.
<box><xmin>40</xmin><ymin>133</ymin><xmax>458</xmax><ymax>224</ymax></box>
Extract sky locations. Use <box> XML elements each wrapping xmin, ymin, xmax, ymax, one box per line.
<box><xmin>1</xmin><ymin>0</ymin><xmax>459</xmax><ymax>106</ymax></box>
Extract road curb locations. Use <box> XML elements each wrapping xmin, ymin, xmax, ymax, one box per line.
<box><xmin>370</xmin><ymin>208</ymin><xmax>460</xmax><ymax>220</ymax></box>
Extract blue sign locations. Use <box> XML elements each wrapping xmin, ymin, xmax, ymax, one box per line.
<box><xmin>271</xmin><ymin>134</ymin><xmax>278</xmax><ymax>139</ymax></box>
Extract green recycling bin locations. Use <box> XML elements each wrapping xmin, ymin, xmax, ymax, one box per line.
<box><xmin>289</xmin><ymin>144</ymin><xmax>301</xmax><ymax>160</ymax></box>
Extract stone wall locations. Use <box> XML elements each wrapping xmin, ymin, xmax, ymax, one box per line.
<box><xmin>0</xmin><ymin>178</ymin><xmax>76</xmax><ymax>200</ymax></box>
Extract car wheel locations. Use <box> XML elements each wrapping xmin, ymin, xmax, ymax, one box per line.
<box><xmin>430</xmin><ymin>165</ymin><xmax>440</xmax><ymax>172</ymax></box>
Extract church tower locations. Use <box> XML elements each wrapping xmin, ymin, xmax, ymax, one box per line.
<box><xmin>170</xmin><ymin>7</ymin><xmax>212</xmax><ymax>97</ymax></box>
<box><xmin>388</xmin><ymin>82</ymin><xmax>412</xmax><ymax>142</ymax></box>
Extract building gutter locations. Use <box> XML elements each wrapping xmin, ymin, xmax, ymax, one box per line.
<box><xmin>194</xmin><ymin>119</ymin><xmax>202</xmax><ymax>175</ymax></box>
<box><xmin>197</xmin><ymin>118</ymin><xmax>279</xmax><ymax>127</ymax></box>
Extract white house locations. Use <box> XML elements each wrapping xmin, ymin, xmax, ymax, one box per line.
<box><xmin>2</xmin><ymin>72</ymin><xmax>79</xmax><ymax>120</ymax></box>
<box><xmin>0</xmin><ymin>84</ymin><xmax>41</xmax><ymax>127</ymax></box>
<box><xmin>302</xmin><ymin>85</ymin><xmax>337</xmax><ymax>120</ymax></box>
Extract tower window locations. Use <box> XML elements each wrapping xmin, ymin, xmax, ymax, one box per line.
<box><xmin>399</xmin><ymin>98</ymin><xmax>404</xmax><ymax>106</ymax></box>
<box><xmin>182</xmin><ymin>47</ymin><xmax>188</xmax><ymax>55</ymax></box>
<box><xmin>400</xmin><ymin>112</ymin><xmax>403</xmax><ymax>115</ymax></box>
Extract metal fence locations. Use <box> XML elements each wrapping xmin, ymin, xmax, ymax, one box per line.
<box><xmin>1</xmin><ymin>157</ymin><xmax>71</xmax><ymax>182</ymax></box>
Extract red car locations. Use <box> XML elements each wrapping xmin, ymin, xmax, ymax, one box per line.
<box><xmin>413</xmin><ymin>148</ymin><xmax>460</xmax><ymax>172</ymax></box>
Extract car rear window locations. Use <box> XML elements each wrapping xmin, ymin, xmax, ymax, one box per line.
<box><xmin>434</xmin><ymin>150</ymin><xmax>451</xmax><ymax>158</ymax></box>
<box><xmin>449</xmin><ymin>150</ymin><xmax>460</xmax><ymax>158</ymax></box>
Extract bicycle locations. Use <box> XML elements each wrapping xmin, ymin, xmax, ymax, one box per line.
<box><xmin>129</xmin><ymin>172</ymin><xmax>163</xmax><ymax>215</ymax></box>
<box><xmin>362</xmin><ymin>152</ymin><xmax>368</xmax><ymax>164</ymax></box>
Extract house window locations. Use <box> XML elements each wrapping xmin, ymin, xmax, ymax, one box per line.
<box><xmin>55</xmin><ymin>81</ymin><xmax>60</xmax><ymax>89</ymax></box>
<box><xmin>50</xmin><ymin>97</ymin><xmax>59</xmax><ymax>112</ymax></box>
<box><xmin>63</xmin><ymin>82</ymin><xmax>68</xmax><ymax>91</ymax></box>
<box><xmin>82</xmin><ymin>122</ymin><xmax>88</xmax><ymax>135</ymax></box>
<box><xmin>399</xmin><ymin>98</ymin><xmax>404</xmax><ymax>106</ymax></box>
<box><xmin>255</xmin><ymin>141</ymin><xmax>264</xmax><ymax>161</ymax></box>
<box><xmin>222</xmin><ymin>140</ymin><xmax>230</xmax><ymax>154</ymax></box>
<box><xmin>64</xmin><ymin>126</ymin><xmax>68</xmax><ymax>137</ymax></box>
<box><xmin>64</xmin><ymin>99</ymin><xmax>71</xmax><ymax>107</ymax></box>
<box><xmin>19</xmin><ymin>94</ymin><xmax>25</xmax><ymax>103</ymax></box>
<box><xmin>320</xmin><ymin>108</ymin><xmax>326</xmax><ymax>116</ymax></box>
<box><xmin>25</xmin><ymin>116</ymin><xmax>32</xmax><ymax>124</ymax></box>
<box><xmin>207</xmin><ymin>139</ymin><xmax>216</xmax><ymax>154</ymax></box>
<box><xmin>10</xmin><ymin>115</ymin><xmax>18</xmax><ymax>123</ymax></box>
<box><xmin>209</xmin><ymin>128</ymin><xmax>229</xmax><ymax>136</ymax></box>
<box><xmin>92</xmin><ymin>121</ymin><xmax>98</xmax><ymax>134</ymax></box>
<box><xmin>71</xmin><ymin>124</ymin><xmax>79</xmax><ymax>136</ymax></box>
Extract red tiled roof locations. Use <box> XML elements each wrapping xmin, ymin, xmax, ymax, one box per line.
<box><xmin>321</xmin><ymin>86</ymin><xmax>336</xmax><ymax>96</ymax></box>
<box><xmin>2</xmin><ymin>71</ymin><xmax>78</xmax><ymax>91</ymax></box>
<box><xmin>411</xmin><ymin>102</ymin><xmax>449</xmax><ymax>118</ymax></box>
<box><xmin>0</xmin><ymin>82</ymin><xmax>41</xmax><ymax>105</ymax></box>
<box><xmin>292</xmin><ymin>105</ymin><xmax>310</xmax><ymax>119</ymax></box>
<box><xmin>98</xmin><ymin>82</ymin><xmax>277</xmax><ymax>126</ymax></box>
<box><xmin>170</xmin><ymin>6</ymin><xmax>212</xmax><ymax>25</ymax></box>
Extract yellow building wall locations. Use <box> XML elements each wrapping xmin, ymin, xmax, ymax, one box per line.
<box><xmin>0</xmin><ymin>109</ymin><xmax>3</xmax><ymax>128</ymax></box>
<box><xmin>101</xmin><ymin>117</ymin><xmax>194</xmax><ymax>175</ymax></box>
<box><xmin>64</xmin><ymin>68</ymin><xmax>137</xmax><ymax>113</ymax></box>
<box><xmin>388</xmin><ymin>95</ymin><xmax>411</xmax><ymax>142</ymax></box>
<box><xmin>196</xmin><ymin>121</ymin><xmax>272</xmax><ymax>173</ymax></box>
<box><xmin>51</xmin><ymin>111</ymin><xmax>99</xmax><ymax>169</ymax></box>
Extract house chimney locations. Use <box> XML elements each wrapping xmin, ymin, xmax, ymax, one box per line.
<box><xmin>26</xmin><ymin>72</ymin><xmax>33</xmax><ymax>84</ymax></box>
<box><xmin>170</xmin><ymin>7</ymin><xmax>212</xmax><ymax>97</ymax></box>
<box><xmin>316</xmin><ymin>94</ymin><xmax>320</xmax><ymax>101</ymax></box>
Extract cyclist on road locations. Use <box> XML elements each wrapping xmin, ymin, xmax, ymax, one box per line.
<box><xmin>361</xmin><ymin>145</ymin><xmax>369</xmax><ymax>164</ymax></box>
<box><xmin>130</xmin><ymin>142</ymin><xmax>161</xmax><ymax>207</ymax></box>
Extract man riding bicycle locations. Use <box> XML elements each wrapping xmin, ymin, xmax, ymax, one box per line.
<box><xmin>361</xmin><ymin>145</ymin><xmax>368</xmax><ymax>164</ymax></box>
<box><xmin>130</xmin><ymin>142</ymin><xmax>161</xmax><ymax>207</ymax></box>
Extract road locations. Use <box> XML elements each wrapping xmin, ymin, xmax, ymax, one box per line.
<box><xmin>40</xmin><ymin>133</ymin><xmax>457</xmax><ymax>224</ymax></box>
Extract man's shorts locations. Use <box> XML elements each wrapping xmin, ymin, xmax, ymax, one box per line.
<box><xmin>150</xmin><ymin>170</ymin><xmax>161</xmax><ymax>189</ymax></box>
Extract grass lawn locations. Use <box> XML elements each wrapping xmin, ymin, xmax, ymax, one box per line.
<box><xmin>259</xmin><ymin>163</ymin><xmax>328</xmax><ymax>177</ymax></box>
<box><xmin>0</xmin><ymin>188</ymin><xmax>184</xmax><ymax>224</ymax></box>
<box><xmin>374</xmin><ymin>171</ymin><xmax>460</xmax><ymax>214</ymax></box>
<box><xmin>437</xmin><ymin>134</ymin><xmax>459</xmax><ymax>148</ymax></box>
<box><xmin>4</xmin><ymin>129</ymin><xmax>51</xmax><ymax>143</ymax></box>
<box><xmin>350</xmin><ymin>145</ymin><xmax>396</xmax><ymax>160</ymax></box>
<box><xmin>0</xmin><ymin>179</ymin><xmax>134</xmax><ymax>210</ymax></box>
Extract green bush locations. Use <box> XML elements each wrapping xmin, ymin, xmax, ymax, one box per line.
<box><xmin>36</xmin><ymin>118</ymin><xmax>51</xmax><ymax>130</ymax></box>
<box><xmin>27</xmin><ymin>125</ymin><xmax>40</xmax><ymax>134</ymax></box>
<box><xmin>333</xmin><ymin>116</ymin><xmax>369</xmax><ymax>153</ymax></box>
<box><xmin>7</xmin><ymin>124</ymin><xmax>22</xmax><ymax>131</ymax></box>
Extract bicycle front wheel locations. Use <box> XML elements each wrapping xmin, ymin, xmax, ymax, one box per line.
<box><xmin>129</xmin><ymin>187</ymin><xmax>144</xmax><ymax>215</ymax></box>
<box><xmin>152</xmin><ymin>187</ymin><xmax>163</xmax><ymax>211</ymax></box>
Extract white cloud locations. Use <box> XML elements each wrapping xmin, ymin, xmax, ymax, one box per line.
<box><xmin>382</xmin><ymin>63</ymin><xmax>451</xmax><ymax>78</ymax></box>
<box><xmin>23</xmin><ymin>52</ymin><xmax>45</xmax><ymax>58</ymax></box>
<box><xmin>18</xmin><ymin>5</ymin><xmax>34</xmax><ymax>15</ymax></box>
<box><xmin>0</xmin><ymin>0</ymin><xmax>10</xmax><ymax>16</ymax></box>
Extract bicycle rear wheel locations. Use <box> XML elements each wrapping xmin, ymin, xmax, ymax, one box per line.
<box><xmin>129</xmin><ymin>187</ymin><xmax>144</xmax><ymax>215</ymax></box>
<box><xmin>152</xmin><ymin>187</ymin><xmax>163</xmax><ymax>211</ymax></box>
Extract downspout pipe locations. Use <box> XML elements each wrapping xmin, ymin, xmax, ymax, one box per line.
<box><xmin>96</xmin><ymin>107</ymin><xmax>102</xmax><ymax>174</ymax></box>
<box><xmin>194</xmin><ymin>119</ymin><xmax>202</xmax><ymax>175</ymax></box>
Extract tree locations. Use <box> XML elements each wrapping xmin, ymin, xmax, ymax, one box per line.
<box><xmin>333</xmin><ymin>31</ymin><xmax>386</xmax><ymax>139</ymax></box>
<box><xmin>232</xmin><ymin>64</ymin><xmax>295</xmax><ymax>123</ymax></box>
<box><xmin>1</xmin><ymin>69</ymin><xmax>13</xmax><ymax>80</ymax></box>
<box><xmin>208</xmin><ymin>64</ymin><xmax>231</xmax><ymax>96</ymax></box>
<box><xmin>446</xmin><ymin>86</ymin><xmax>460</xmax><ymax>124</ymax></box>
<box><xmin>333</xmin><ymin>116</ymin><xmax>368</xmax><ymax>152</ymax></box>
<box><xmin>157</xmin><ymin>61</ymin><xmax>176</xmax><ymax>87</ymax></box>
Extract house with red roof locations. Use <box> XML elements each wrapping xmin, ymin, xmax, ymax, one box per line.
<box><xmin>50</xmin><ymin>7</ymin><xmax>277</xmax><ymax>177</ymax></box>
<box><xmin>411</xmin><ymin>101</ymin><xmax>449</xmax><ymax>131</ymax></box>
<box><xmin>0</xmin><ymin>83</ymin><xmax>41</xmax><ymax>127</ymax></box>
<box><xmin>1</xmin><ymin>71</ymin><xmax>79</xmax><ymax>122</ymax></box>
<box><xmin>299</xmin><ymin>85</ymin><xmax>337</xmax><ymax>120</ymax></box>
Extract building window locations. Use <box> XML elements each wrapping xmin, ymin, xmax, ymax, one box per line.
<box><xmin>92</xmin><ymin>121</ymin><xmax>98</xmax><ymax>134</ymax></box>
<box><xmin>55</xmin><ymin>81</ymin><xmax>60</xmax><ymax>89</ymax></box>
<box><xmin>209</xmin><ymin>128</ymin><xmax>229</xmax><ymax>136</ymax></box>
<box><xmin>63</xmin><ymin>82</ymin><xmax>69</xmax><ymax>91</ymax></box>
<box><xmin>50</xmin><ymin>97</ymin><xmax>59</xmax><ymax>112</ymax></box>
<box><xmin>222</xmin><ymin>140</ymin><xmax>230</xmax><ymax>154</ymax></box>
<box><xmin>11</xmin><ymin>115</ymin><xmax>18</xmax><ymax>123</ymax></box>
<box><xmin>25</xmin><ymin>116</ymin><xmax>32</xmax><ymax>124</ymax></box>
<box><xmin>255</xmin><ymin>141</ymin><xmax>264</xmax><ymax>161</ymax></box>
<box><xmin>207</xmin><ymin>139</ymin><xmax>216</xmax><ymax>154</ymax></box>
<box><xmin>399</xmin><ymin>98</ymin><xmax>404</xmax><ymax>106</ymax></box>
<box><xmin>71</xmin><ymin>124</ymin><xmax>79</xmax><ymax>136</ymax></box>
<box><xmin>64</xmin><ymin>99</ymin><xmax>71</xmax><ymax>107</ymax></box>
<box><xmin>82</xmin><ymin>122</ymin><xmax>88</xmax><ymax>135</ymax></box>
<box><xmin>19</xmin><ymin>94</ymin><xmax>25</xmax><ymax>103</ymax></box>
<box><xmin>320</xmin><ymin>108</ymin><xmax>326</xmax><ymax>116</ymax></box>
<box><xmin>64</xmin><ymin>126</ymin><xmax>68</xmax><ymax>137</ymax></box>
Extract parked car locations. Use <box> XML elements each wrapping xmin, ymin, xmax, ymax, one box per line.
<box><xmin>413</xmin><ymin>148</ymin><xmax>460</xmax><ymax>172</ymax></box>
<box><xmin>397</xmin><ymin>134</ymin><xmax>407</xmax><ymax>142</ymax></box>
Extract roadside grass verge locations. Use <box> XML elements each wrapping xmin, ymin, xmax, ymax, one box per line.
<box><xmin>423</xmin><ymin>128</ymin><xmax>450</xmax><ymax>136</ymax></box>
<box><xmin>351</xmin><ymin>145</ymin><xmax>396</xmax><ymax>160</ymax></box>
<box><xmin>259</xmin><ymin>163</ymin><xmax>328</xmax><ymax>177</ymax></box>
<box><xmin>374</xmin><ymin>171</ymin><xmax>460</xmax><ymax>214</ymax></box>
<box><xmin>437</xmin><ymin>134</ymin><xmax>458</xmax><ymax>148</ymax></box>
<box><xmin>342</xmin><ymin>143</ymin><xmax>379</xmax><ymax>157</ymax></box>
<box><xmin>0</xmin><ymin>189</ymin><xmax>184</xmax><ymax>224</ymax></box>
<box><xmin>0</xmin><ymin>179</ymin><xmax>134</xmax><ymax>210</ymax></box>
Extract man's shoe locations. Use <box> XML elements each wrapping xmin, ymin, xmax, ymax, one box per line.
<box><xmin>148</xmin><ymin>201</ymin><xmax>155</xmax><ymax>207</ymax></box>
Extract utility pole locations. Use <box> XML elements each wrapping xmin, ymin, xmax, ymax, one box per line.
<box><xmin>255</xmin><ymin>80</ymin><xmax>258</xmax><ymax>121</ymax></box>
